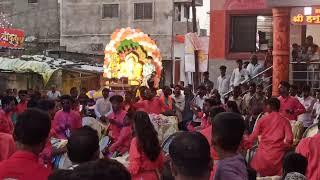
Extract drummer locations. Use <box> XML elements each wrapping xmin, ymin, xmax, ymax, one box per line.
<box><xmin>107</xmin><ymin>95</ymin><xmax>127</xmax><ymax>146</ymax></box>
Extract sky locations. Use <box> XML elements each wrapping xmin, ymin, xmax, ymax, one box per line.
<box><xmin>197</xmin><ymin>0</ymin><xmax>210</xmax><ymax>33</ymax></box>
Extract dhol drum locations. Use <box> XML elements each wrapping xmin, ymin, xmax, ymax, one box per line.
<box><xmin>161</xmin><ymin>132</ymin><xmax>181</xmax><ymax>155</ymax></box>
<box><xmin>302</xmin><ymin>123</ymin><xmax>319</xmax><ymax>138</ymax></box>
<box><xmin>290</xmin><ymin>120</ymin><xmax>304</xmax><ymax>146</ymax></box>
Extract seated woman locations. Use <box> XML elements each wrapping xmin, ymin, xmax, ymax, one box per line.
<box><xmin>128</xmin><ymin>111</ymin><xmax>164</xmax><ymax>180</ymax></box>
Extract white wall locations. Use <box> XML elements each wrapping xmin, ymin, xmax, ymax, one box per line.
<box><xmin>307</xmin><ymin>25</ymin><xmax>320</xmax><ymax>46</ymax></box>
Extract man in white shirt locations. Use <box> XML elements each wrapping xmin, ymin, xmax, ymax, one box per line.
<box><xmin>191</xmin><ymin>85</ymin><xmax>208</xmax><ymax>124</ymax></box>
<box><xmin>217</xmin><ymin>65</ymin><xmax>230</xmax><ymax>98</ymax></box>
<box><xmin>247</xmin><ymin>54</ymin><xmax>263</xmax><ymax>78</ymax></box>
<box><xmin>47</xmin><ymin>84</ymin><xmax>61</xmax><ymax>100</ymax></box>
<box><xmin>230</xmin><ymin>59</ymin><xmax>249</xmax><ymax>88</ymax></box>
<box><xmin>312</xmin><ymin>90</ymin><xmax>320</xmax><ymax>124</ymax></box>
<box><xmin>94</xmin><ymin>88</ymin><xmax>112</xmax><ymax>122</ymax></box>
<box><xmin>298</xmin><ymin>85</ymin><xmax>316</xmax><ymax>129</ymax></box>
<box><xmin>172</xmin><ymin>85</ymin><xmax>185</xmax><ymax>122</ymax></box>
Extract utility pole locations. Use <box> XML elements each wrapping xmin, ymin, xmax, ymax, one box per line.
<box><xmin>192</xmin><ymin>0</ymin><xmax>199</xmax><ymax>88</ymax></box>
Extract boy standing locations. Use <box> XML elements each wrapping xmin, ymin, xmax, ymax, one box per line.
<box><xmin>212</xmin><ymin>112</ymin><xmax>248</xmax><ymax>180</ymax></box>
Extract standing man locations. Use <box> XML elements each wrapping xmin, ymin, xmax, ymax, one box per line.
<box><xmin>0</xmin><ymin>96</ymin><xmax>16</xmax><ymax>134</ymax></box>
<box><xmin>230</xmin><ymin>59</ymin><xmax>249</xmax><ymax>88</ymax></box>
<box><xmin>203</xmin><ymin>72</ymin><xmax>214</xmax><ymax>91</ymax></box>
<box><xmin>47</xmin><ymin>84</ymin><xmax>61</xmax><ymax>100</ymax></box>
<box><xmin>16</xmin><ymin>90</ymin><xmax>28</xmax><ymax>114</ymax></box>
<box><xmin>94</xmin><ymin>88</ymin><xmax>112</xmax><ymax>122</ymax></box>
<box><xmin>278</xmin><ymin>81</ymin><xmax>306</xmax><ymax>121</ymax></box>
<box><xmin>217</xmin><ymin>66</ymin><xmax>230</xmax><ymax>99</ymax></box>
<box><xmin>298</xmin><ymin>85</ymin><xmax>316</xmax><ymax>131</ymax></box>
<box><xmin>182</xmin><ymin>86</ymin><xmax>194</xmax><ymax>129</ymax></box>
<box><xmin>172</xmin><ymin>85</ymin><xmax>185</xmax><ymax>122</ymax></box>
<box><xmin>247</xmin><ymin>54</ymin><xmax>263</xmax><ymax>78</ymax></box>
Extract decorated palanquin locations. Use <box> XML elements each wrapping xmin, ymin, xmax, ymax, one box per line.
<box><xmin>104</xmin><ymin>28</ymin><xmax>162</xmax><ymax>88</ymax></box>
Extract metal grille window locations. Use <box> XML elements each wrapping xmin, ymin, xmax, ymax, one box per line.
<box><xmin>184</xmin><ymin>5</ymin><xmax>190</xmax><ymax>19</ymax></box>
<box><xmin>134</xmin><ymin>3</ymin><xmax>153</xmax><ymax>20</ymax></box>
<box><xmin>230</xmin><ymin>15</ymin><xmax>273</xmax><ymax>52</ymax></box>
<box><xmin>102</xmin><ymin>4</ymin><xmax>119</xmax><ymax>18</ymax></box>
<box><xmin>28</xmin><ymin>0</ymin><xmax>38</xmax><ymax>3</ymax></box>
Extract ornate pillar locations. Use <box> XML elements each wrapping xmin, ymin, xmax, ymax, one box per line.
<box><xmin>272</xmin><ymin>8</ymin><xmax>291</xmax><ymax>96</ymax></box>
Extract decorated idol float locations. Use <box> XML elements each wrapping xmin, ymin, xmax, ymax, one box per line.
<box><xmin>104</xmin><ymin>27</ymin><xmax>162</xmax><ymax>90</ymax></box>
<box><xmin>53</xmin><ymin>28</ymin><xmax>178</xmax><ymax>169</ymax></box>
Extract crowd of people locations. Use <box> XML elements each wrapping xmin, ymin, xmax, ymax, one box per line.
<box><xmin>0</xmin><ymin>61</ymin><xmax>319</xmax><ymax>180</ymax></box>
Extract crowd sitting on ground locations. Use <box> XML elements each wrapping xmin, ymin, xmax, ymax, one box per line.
<box><xmin>0</xmin><ymin>64</ymin><xmax>320</xmax><ymax>180</ymax></box>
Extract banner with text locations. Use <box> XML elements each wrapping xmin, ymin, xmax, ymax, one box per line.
<box><xmin>0</xmin><ymin>28</ymin><xmax>25</xmax><ymax>49</ymax></box>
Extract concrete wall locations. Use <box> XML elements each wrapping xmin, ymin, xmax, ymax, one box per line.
<box><xmin>60</xmin><ymin>0</ymin><xmax>192</xmax><ymax>59</ymax></box>
<box><xmin>9</xmin><ymin>0</ymin><xmax>60</xmax><ymax>41</ymax></box>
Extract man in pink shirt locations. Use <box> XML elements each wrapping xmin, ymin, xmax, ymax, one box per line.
<box><xmin>133</xmin><ymin>88</ymin><xmax>169</xmax><ymax>114</ymax></box>
<box><xmin>296</xmin><ymin>120</ymin><xmax>320</xmax><ymax>180</ymax></box>
<box><xmin>0</xmin><ymin>109</ymin><xmax>52</xmax><ymax>180</ymax></box>
<box><xmin>278</xmin><ymin>81</ymin><xmax>305</xmax><ymax>120</ymax></box>
<box><xmin>52</xmin><ymin>95</ymin><xmax>82</xmax><ymax>139</ymax></box>
<box><xmin>245</xmin><ymin>97</ymin><xmax>293</xmax><ymax>176</ymax></box>
<box><xmin>107</xmin><ymin>95</ymin><xmax>128</xmax><ymax>145</ymax></box>
<box><xmin>0</xmin><ymin>96</ymin><xmax>16</xmax><ymax>134</ymax></box>
<box><xmin>15</xmin><ymin>90</ymin><xmax>28</xmax><ymax>114</ymax></box>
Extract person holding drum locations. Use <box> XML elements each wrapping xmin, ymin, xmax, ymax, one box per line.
<box><xmin>296</xmin><ymin>120</ymin><xmax>320</xmax><ymax>180</ymax></box>
<box><xmin>52</xmin><ymin>95</ymin><xmax>82</xmax><ymax>139</ymax></box>
<box><xmin>245</xmin><ymin>98</ymin><xmax>293</xmax><ymax>177</ymax></box>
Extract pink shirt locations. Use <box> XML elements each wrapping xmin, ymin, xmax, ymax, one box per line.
<box><xmin>128</xmin><ymin>137</ymin><xmax>164</xmax><ymax>180</ymax></box>
<box><xmin>109</xmin><ymin>126</ymin><xmax>132</xmax><ymax>154</ymax></box>
<box><xmin>52</xmin><ymin>110</ymin><xmax>82</xmax><ymax>139</ymax></box>
<box><xmin>0</xmin><ymin>151</ymin><xmax>51</xmax><ymax>180</ymax></box>
<box><xmin>0</xmin><ymin>133</ymin><xmax>15</xmax><ymax>161</ymax></box>
<box><xmin>133</xmin><ymin>97</ymin><xmax>168</xmax><ymax>114</ymax></box>
<box><xmin>200</xmin><ymin>126</ymin><xmax>219</xmax><ymax>161</ymax></box>
<box><xmin>107</xmin><ymin>110</ymin><xmax>127</xmax><ymax>141</ymax></box>
<box><xmin>245</xmin><ymin>112</ymin><xmax>293</xmax><ymax>176</ymax></box>
<box><xmin>296</xmin><ymin>133</ymin><xmax>320</xmax><ymax>180</ymax></box>
<box><xmin>0</xmin><ymin>110</ymin><xmax>14</xmax><ymax>134</ymax></box>
<box><xmin>278</xmin><ymin>96</ymin><xmax>306</xmax><ymax>120</ymax></box>
<box><xmin>16</xmin><ymin>101</ymin><xmax>28</xmax><ymax>114</ymax></box>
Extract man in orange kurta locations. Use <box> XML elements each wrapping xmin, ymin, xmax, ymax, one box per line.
<box><xmin>245</xmin><ymin>98</ymin><xmax>293</xmax><ymax>176</ymax></box>
<box><xmin>296</xmin><ymin>121</ymin><xmax>320</xmax><ymax>180</ymax></box>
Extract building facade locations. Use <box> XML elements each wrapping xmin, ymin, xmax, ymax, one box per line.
<box><xmin>60</xmin><ymin>0</ymin><xmax>200</xmax><ymax>57</ymax></box>
<box><xmin>209</xmin><ymin>0</ymin><xmax>320</xmax><ymax>94</ymax></box>
<box><xmin>0</xmin><ymin>0</ymin><xmax>60</xmax><ymax>43</ymax></box>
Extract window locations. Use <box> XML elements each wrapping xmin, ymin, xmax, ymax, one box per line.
<box><xmin>230</xmin><ymin>15</ymin><xmax>273</xmax><ymax>52</ymax></box>
<box><xmin>174</xmin><ymin>3</ymin><xmax>181</xmax><ymax>21</ymax></box>
<box><xmin>102</xmin><ymin>4</ymin><xmax>119</xmax><ymax>19</ymax></box>
<box><xmin>134</xmin><ymin>3</ymin><xmax>153</xmax><ymax>20</ymax></box>
<box><xmin>28</xmin><ymin>0</ymin><xmax>38</xmax><ymax>3</ymax></box>
<box><xmin>184</xmin><ymin>5</ymin><xmax>190</xmax><ymax>19</ymax></box>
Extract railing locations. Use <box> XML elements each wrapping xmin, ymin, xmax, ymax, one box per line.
<box><xmin>290</xmin><ymin>61</ymin><xmax>320</xmax><ymax>91</ymax></box>
<box><xmin>223</xmin><ymin>66</ymin><xmax>273</xmax><ymax>97</ymax></box>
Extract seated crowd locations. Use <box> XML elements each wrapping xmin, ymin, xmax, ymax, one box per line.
<box><xmin>0</xmin><ymin>75</ymin><xmax>319</xmax><ymax>180</ymax></box>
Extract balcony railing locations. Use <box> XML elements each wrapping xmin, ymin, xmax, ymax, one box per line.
<box><xmin>174</xmin><ymin>0</ymin><xmax>203</xmax><ymax>6</ymax></box>
<box><xmin>290</xmin><ymin>61</ymin><xmax>320</xmax><ymax>91</ymax></box>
